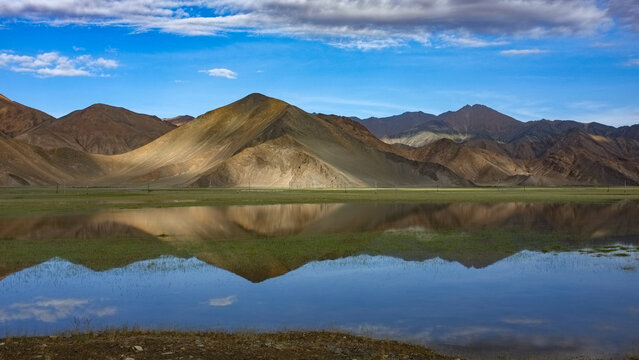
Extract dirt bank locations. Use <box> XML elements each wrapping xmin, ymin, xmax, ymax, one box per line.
<box><xmin>0</xmin><ymin>330</ymin><xmax>456</xmax><ymax>360</ymax></box>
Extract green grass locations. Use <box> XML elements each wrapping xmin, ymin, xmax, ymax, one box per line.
<box><xmin>2</xmin><ymin>226</ymin><xmax>635</xmax><ymax>283</ymax></box>
<box><xmin>1</xmin><ymin>186</ymin><xmax>638</xmax><ymax>282</ymax></box>
<box><xmin>0</xmin><ymin>235</ymin><xmax>186</xmax><ymax>278</ymax></box>
<box><xmin>1</xmin><ymin>186</ymin><xmax>639</xmax><ymax>217</ymax></box>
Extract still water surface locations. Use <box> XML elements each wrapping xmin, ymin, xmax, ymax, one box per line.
<box><xmin>1</xmin><ymin>202</ymin><xmax>638</xmax><ymax>359</ymax></box>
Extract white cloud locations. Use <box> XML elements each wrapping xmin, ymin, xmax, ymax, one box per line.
<box><xmin>200</xmin><ymin>68</ymin><xmax>237</xmax><ymax>79</ymax></box>
<box><xmin>0</xmin><ymin>50</ymin><xmax>118</xmax><ymax>77</ymax></box>
<box><xmin>439</xmin><ymin>33</ymin><xmax>508</xmax><ymax>48</ymax></box>
<box><xmin>625</xmin><ymin>58</ymin><xmax>639</xmax><ymax>67</ymax></box>
<box><xmin>500</xmin><ymin>48</ymin><xmax>548</xmax><ymax>56</ymax></box>
<box><xmin>72</xmin><ymin>45</ymin><xmax>85</xmax><ymax>51</ymax></box>
<box><xmin>329</xmin><ymin>38</ymin><xmax>405</xmax><ymax>51</ymax></box>
<box><xmin>0</xmin><ymin>0</ymin><xmax>616</xmax><ymax>50</ymax></box>
<box><xmin>91</xmin><ymin>57</ymin><xmax>118</xmax><ymax>68</ymax></box>
<box><xmin>0</xmin><ymin>298</ymin><xmax>116</xmax><ymax>323</ymax></box>
<box><xmin>208</xmin><ymin>295</ymin><xmax>236</xmax><ymax>307</ymax></box>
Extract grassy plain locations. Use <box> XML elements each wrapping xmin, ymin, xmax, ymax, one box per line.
<box><xmin>1</xmin><ymin>186</ymin><xmax>639</xmax><ymax>217</ymax></box>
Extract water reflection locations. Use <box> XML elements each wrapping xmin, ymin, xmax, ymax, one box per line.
<box><xmin>1</xmin><ymin>202</ymin><xmax>639</xmax><ymax>282</ymax></box>
<box><xmin>2</xmin><ymin>202</ymin><xmax>639</xmax><ymax>241</ymax></box>
<box><xmin>0</xmin><ymin>298</ymin><xmax>116</xmax><ymax>323</ymax></box>
<box><xmin>1</xmin><ymin>253</ymin><xmax>637</xmax><ymax>359</ymax></box>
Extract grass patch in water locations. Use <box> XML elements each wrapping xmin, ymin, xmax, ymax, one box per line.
<box><xmin>2</xmin><ymin>226</ymin><xmax>632</xmax><ymax>283</ymax></box>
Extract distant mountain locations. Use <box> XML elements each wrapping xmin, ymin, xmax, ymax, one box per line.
<box><xmin>163</xmin><ymin>115</ymin><xmax>194</xmax><ymax>127</ymax></box>
<box><xmin>614</xmin><ymin>124</ymin><xmax>639</xmax><ymax>139</ymax></box>
<box><xmin>527</xmin><ymin>129</ymin><xmax>639</xmax><ymax>185</ymax></box>
<box><xmin>0</xmin><ymin>94</ymin><xmax>55</xmax><ymax>137</ymax></box>
<box><xmin>358</xmin><ymin>104</ymin><xmax>521</xmax><ymax>147</ymax></box>
<box><xmin>17</xmin><ymin>104</ymin><xmax>176</xmax><ymax>155</ymax></box>
<box><xmin>357</xmin><ymin>104</ymin><xmax>639</xmax><ymax>147</ymax></box>
<box><xmin>1</xmin><ymin>93</ymin><xmax>638</xmax><ymax>187</ymax></box>
<box><xmin>408</xmin><ymin>138</ymin><xmax>530</xmax><ymax>186</ymax></box>
<box><xmin>439</xmin><ymin>104</ymin><xmax>521</xmax><ymax>141</ymax></box>
<box><xmin>358</xmin><ymin>111</ymin><xmax>444</xmax><ymax>138</ymax></box>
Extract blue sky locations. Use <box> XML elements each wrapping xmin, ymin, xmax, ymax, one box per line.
<box><xmin>1</xmin><ymin>0</ymin><xmax>639</xmax><ymax>126</ymax></box>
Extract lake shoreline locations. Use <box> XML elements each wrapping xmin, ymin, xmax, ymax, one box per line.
<box><xmin>0</xmin><ymin>330</ymin><xmax>456</xmax><ymax>360</ymax></box>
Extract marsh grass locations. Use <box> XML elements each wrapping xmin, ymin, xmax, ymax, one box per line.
<box><xmin>0</xmin><ymin>235</ymin><xmax>187</xmax><ymax>278</ymax></box>
<box><xmin>2</xmin><ymin>226</ymin><xmax>634</xmax><ymax>282</ymax></box>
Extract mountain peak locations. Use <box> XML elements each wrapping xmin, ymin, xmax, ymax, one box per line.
<box><xmin>85</xmin><ymin>103</ymin><xmax>121</xmax><ymax>111</ymax></box>
<box><xmin>441</xmin><ymin>104</ymin><xmax>521</xmax><ymax>140</ymax></box>
<box><xmin>239</xmin><ymin>93</ymin><xmax>274</xmax><ymax>104</ymax></box>
<box><xmin>456</xmin><ymin>104</ymin><xmax>495</xmax><ymax>113</ymax></box>
<box><xmin>245</xmin><ymin>92</ymin><xmax>268</xmax><ymax>100</ymax></box>
<box><xmin>228</xmin><ymin>93</ymin><xmax>288</xmax><ymax>110</ymax></box>
<box><xmin>0</xmin><ymin>93</ymin><xmax>11</xmax><ymax>102</ymax></box>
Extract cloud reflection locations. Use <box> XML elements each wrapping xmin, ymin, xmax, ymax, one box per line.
<box><xmin>208</xmin><ymin>295</ymin><xmax>237</xmax><ymax>307</ymax></box>
<box><xmin>501</xmin><ymin>317</ymin><xmax>545</xmax><ymax>325</ymax></box>
<box><xmin>0</xmin><ymin>298</ymin><xmax>116</xmax><ymax>323</ymax></box>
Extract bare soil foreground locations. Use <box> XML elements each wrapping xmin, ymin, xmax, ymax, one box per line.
<box><xmin>0</xmin><ymin>331</ymin><xmax>456</xmax><ymax>360</ymax></box>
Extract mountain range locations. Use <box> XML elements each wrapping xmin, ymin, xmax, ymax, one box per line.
<box><xmin>1</xmin><ymin>92</ymin><xmax>638</xmax><ymax>187</ymax></box>
<box><xmin>357</xmin><ymin>104</ymin><xmax>639</xmax><ymax>145</ymax></box>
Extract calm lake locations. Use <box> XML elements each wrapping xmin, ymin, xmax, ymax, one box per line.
<box><xmin>1</xmin><ymin>202</ymin><xmax>639</xmax><ymax>359</ymax></box>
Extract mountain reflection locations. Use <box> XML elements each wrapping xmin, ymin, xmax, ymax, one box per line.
<box><xmin>1</xmin><ymin>201</ymin><xmax>639</xmax><ymax>282</ymax></box>
<box><xmin>2</xmin><ymin>202</ymin><xmax>639</xmax><ymax>241</ymax></box>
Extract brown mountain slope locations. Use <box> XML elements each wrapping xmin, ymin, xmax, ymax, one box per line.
<box><xmin>17</xmin><ymin>104</ymin><xmax>176</xmax><ymax>155</ymax></box>
<box><xmin>2</xmin><ymin>93</ymin><xmax>637</xmax><ymax>187</ymax></box>
<box><xmin>437</xmin><ymin>129</ymin><xmax>639</xmax><ymax>186</ymax></box>
<box><xmin>370</xmin><ymin>104</ymin><xmax>524</xmax><ymax>147</ymax></box>
<box><xmin>357</xmin><ymin>111</ymin><xmax>444</xmax><ymax>138</ymax></box>
<box><xmin>197</xmin><ymin>100</ymin><xmax>467</xmax><ymax>187</ymax></box>
<box><xmin>104</xmin><ymin>93</ymin><xmax>467</xmax><ymax>187</ymax></box>
<box><xmin>163</xmin><ymin>115</ymin><xmax>194</xmax><ymax>126</ymax></box>
<box><xmin>439</xmin><ymin>104</ymin><xmax>521</xmax><ymax>141</ymax></box>
<box><xmin>0</xmin><ymin>137</ymin><xmax>105</xmax><ymax>186</ymax></box>
<box><xmin>527</xmin><ymin>129</ymin><xmax>639</xmax><ymax>185</ymax></box>
<box><xmin>0</xmin><ymin>94</ymin><xmax>55</xmax><ymax>137</ymax></box>
<box><xmin>314</xmin><ymin>114</ymin><xmax>413</xmax><ymax>158</ymax></box>
<box><xmin>409</xmin><ymin>139</ymin><xmax>530</xmax><ymax>185</ymax></box>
